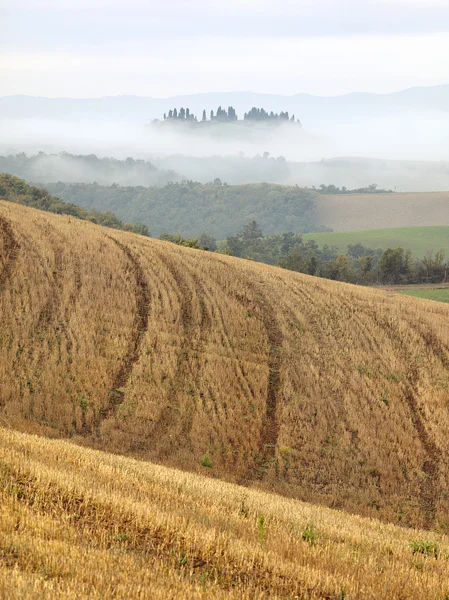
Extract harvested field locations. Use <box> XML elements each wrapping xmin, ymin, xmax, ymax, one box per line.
<box><xmin>316</xmin><ymin>191</ymin><xmax>449</xmax><ymax>232</ymax></box>
<box><xmin>1</xmin><ymin>200</ymin><xmax>449</xmax><ymax>532</ymax></box>
<box><xmin>1</xmin><ymin>427</ymin><xmax>448</xmax><ymax>600</ymax></box>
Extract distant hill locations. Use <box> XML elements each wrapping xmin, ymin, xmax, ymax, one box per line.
<box><xmin>43</xmin><ymin>180</ymin><xmax>322</xmax><ymax>238</ymax></box>
<box><xmin>1</xmin><ymin>85</ymin><xmax>449</xmax><ymax>125</ymax></box>
<box><xmin>2</xmin><ymin>200</ymin><xmax>449</xmax><ymax>531</ymax></box>
<box><xmin>0</xmin><ymin>152</ymin><xmax>183</xmax><ymax>187</ymax></box>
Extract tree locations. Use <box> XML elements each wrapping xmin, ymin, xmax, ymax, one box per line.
<box><xmin>179</xmin><ymin>107</ymin><xmax>186</xmax><ymax>119</ymax></box>
<box><xmin>198</xmin><ymin>232</ymin><xmax>217</xmax><ymax>251</ymax></box>
<box><xmin>168</xmin><ymin>109</ymin><xmax>173</xmax><ymax>118</ymax></box>
<box><xmin>186</xmin><ymin>108</ymin><xmax>190</xmax><ymax>120</ymax></box>
<box><xmin>378</xmin><ymin>247</ymin><xmax>411</xmax><ymax>284</ymax></box>
<box><xmin>202</xmin><ymin>109</ymin><xmax>207</xmax><ymax>121</ymax></box>
<box><xmin>241</xmin><ymin>220</ymin><xmax>263</xmax><ymax>240</ymax></box>
<box><xmin>163</xmin><ymin>113</ymin><xmax>166</xmax><ymax>120</ymax></box>
<box><xmin>210</xmin><ymin>109</ymin><xmax>214</xmax><ymax>120</ymax></box>
<box><xmin>173</xmin><ymin>108</ymin><xmax>178</xmax><ymax>118</ymax></box>
<box><xmin>348</xmin><ymin>243</ymin><xmax>374</xmax><ymax>259</ymax></box>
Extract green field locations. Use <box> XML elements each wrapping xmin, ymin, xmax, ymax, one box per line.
<box><xmin>398</xmin><ymin>288</ymin><xmax>449</xmax><ymax>303</ymax></box>
<box><xmin>303</xmin><ymin>226</ymin><xmax>449</xmax><ymax>257</ymax></box>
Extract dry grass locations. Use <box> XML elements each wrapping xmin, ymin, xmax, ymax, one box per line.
<box><xmin>316</xmin><ymin>191</ymin><xmax>449</xmax><ymax>232</ymax></box>
<box><xmin>1</xmin><ymin>200</ymin><xmax>449</xmax><ymax>533</ymax></box>
<box><xmin>1</xmin><ymin>427</ymin><xmax>449</xmax><ymax>600</ymax></box>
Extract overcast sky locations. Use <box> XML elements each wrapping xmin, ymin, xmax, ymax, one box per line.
<box><xmin>1</xmin><ymin>0</ymin><xmax>449</xmax><ymax>97</ymax></box>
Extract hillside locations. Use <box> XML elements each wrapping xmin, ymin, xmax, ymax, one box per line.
<box><xmin>316</xmin><ymin>191</ymin><xmax>449</xmax><ymax>231</ymax></box>
<box><xmin>0</xmin><ymin>173</ymin><xmax>149</xmax><ymax>236</ymax></box>
<box><xmin>2</xmin><ymin>200</ymin><xmax>449</xmax><ymax>532</ymax></box>
<box><xmin>44</xmin><ymin>180</ymin><xmax>321</xmax><ymax>238</ymax></box>
<box><xmin>0</xmin><ymin>152</ymin><xmax>183</xmax><ymax>187</ymax></box>
<box><xmin>303</xmin><ymin>226</ymin><xmax>449</xmax><ymax>257</ymax></box>
<box><xmin>1</xmin><ymin>428</ymin><xmax>448</xmax><ymax>600</ymax></box>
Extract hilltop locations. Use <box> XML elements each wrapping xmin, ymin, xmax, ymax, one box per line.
<box><xmin>1</xmin><ymin>199</ymin><xmax>449</xmax><ymax>532</ymax></box>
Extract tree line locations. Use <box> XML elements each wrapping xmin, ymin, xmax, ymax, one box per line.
<box><xmin>314</xmin><ymin>183</ymin><xmax>393</xmax><ymax>194</ymax></box>
<box><xmin>160</xmin><ymin>219</ymin><xmax>448</xmax><ymax>286</ymax></box>
<box><xmin>243</xmin><ymin>107</ymin><xmax>299</xmax><ymax>123</ymax></box>
<box><xmin>159</xmin><ymin>106</ymin><xmax>300</xmax><ymax>124</ymax></box>
<box><xmin>45</xmin><ymin>181</ymin><xmax>321</xmax><ymax>239</ymax></box>
<box><xmin>0</xmin><ymin>174</ymin><xmax>150</xmax><ymax>237</ymax></box>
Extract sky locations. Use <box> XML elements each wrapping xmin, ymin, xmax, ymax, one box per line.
<box><xmin>1</xmin><ymin>0</ymin><xmax>449</xmax><ymax>98</ymax></box>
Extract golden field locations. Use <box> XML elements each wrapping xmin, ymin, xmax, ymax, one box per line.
<box><xmin>1</xmin><ymin>427</ymin><xmax>448</xmax><ymax>600</ymax></box>
<box><xmin>1</xmin><ymin>199</ymin><xmax>449</xmax><ymax>535</ymax></box>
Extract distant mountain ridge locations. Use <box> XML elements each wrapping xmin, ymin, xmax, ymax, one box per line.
<box><xmin>1</xmin><ymin>85</ymin><xmax>448</xmax><ymax>126</ymax></box>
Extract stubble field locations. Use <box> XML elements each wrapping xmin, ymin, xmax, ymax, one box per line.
<box><xmin>1</xmin><ymin>200</ymin><xmax>449</xmax><ymax>533</ymax></box>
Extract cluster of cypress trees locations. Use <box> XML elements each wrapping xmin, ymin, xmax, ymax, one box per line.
<box><xmin>162</xmin><ymin>106</ymin><xmax>299</xmax><ymax>123</ymax></box>
<box><xmin>243</xmin><ymin>107</ymin><xmax>298</xmax><ymax>122</ymax></box>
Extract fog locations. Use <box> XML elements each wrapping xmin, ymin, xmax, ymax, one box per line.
<box><xmin>1</xmin><ymin>107</ymin><xmax>449</xmax><ymax>191</ymax></box>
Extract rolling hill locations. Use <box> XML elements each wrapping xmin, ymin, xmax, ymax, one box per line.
<box><xmin>43</xmin><ymin>180</ymin><xmax>321</xmax><ymax>238</ymax></box>
<box><xmin>1</xmin><ymin>427</ymin><xmax>448</xmax><ymax>600</ymax></box>
<box><xmin>2</xmin><ymin>200</ymin><xmax>449</xmax><ymax>535</ymax></box>
<box><xmin>303</xmin><ymin>226</ymin><xmax>449</xmax><ymax>257</ymax></box>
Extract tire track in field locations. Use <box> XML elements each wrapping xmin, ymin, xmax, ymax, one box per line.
<box><xmin>95</xmin><ymin>237</ymin><xmax>150</xmax><ymax>433</ymax></box>
<box><xmin>152</xmin><ymin>249</ymin><xmax>219</xmax><ymax>456</ymax></box>
<box><xmin>244</xmin><ymin>274</ymin><xmax>283</xmax><ymax>477</ymax></box>
<box><xmin>0</xmin><ymin>215</ymin><xmax>20</xmax><ymax>290</ymax></box>
<box><xmin>298</xmin><ymin>280</ymin><xmax>441</xmax><ymax>526</ymax></box>
<box><xmin>363</xmin><ymin>303</ymin><xmax>442</xmax><ymax>528</ymax></box>
<box><xmin>291</xmin><ymin>279</ymin><xmax>442</xmax><ymax>528</ymax></box>
<box><xmin>190</xmin><ymin>258</ymin><xmax>257</xmax><ymax>413</ymax></box>
<box><xmin>210</xmin><ymin>256</ymin><xmax>284</xmax><ymax>477</ymax></box>
<box><xmin>393</xmin><ymin>316</ymin><xmax>443</xmax><ymax>529</ymax></box>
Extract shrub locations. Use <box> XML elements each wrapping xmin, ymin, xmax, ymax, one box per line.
<box><xmin>302</xmin><ymin>523</ymin><xmax>319</xmax><ymax>546</ymax></box>
<box><xmin>200</xmin><ymin>452</ymin><xmax>213</xmax><ymax>468</ymax></box>
<box><xmin>258</xmin><ymin>515</ymin><xmax>267</xmax><ymax>548</ymax></box>
<box><xmin>409</xmin><ymin>539</ymin><xmax>439</xmax><ymax>559</ymax></box>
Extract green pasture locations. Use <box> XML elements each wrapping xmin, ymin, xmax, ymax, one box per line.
<box><xmin>303</xmin><ymin>226</ymin><xmax>449</xmax><ymax>257</ymax></box>
<box><xmin>397</xmin><ymin>288</ymin><xmax>449</xmax><ymax>303</ymax></box>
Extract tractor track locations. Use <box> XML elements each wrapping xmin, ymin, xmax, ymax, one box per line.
<box><xmin>244</xmin><ymin>275</ymin><xmax>283</xmax><ymax>477</ymax></box>
<box><xmin>150</xmin><ymin>249</ymin><xmax>212</xmax><ymax>454</ymax></box>
<box><xmin>399</xmin><ymin>319</ymin><xmax>444</xmax><ymax>529</ymax></box>
<box><xmin>212</xmin><ymin>256</ymin><xmax>284</xmax><ymax>477</ymax></box>
<box><xmin>0</xmin><ymin>215</ymin><xmax>20</xmax><ymax>290</ymax></box>
<box><xmin>94</xmin><ymin>237</ymin><xmax>150</xmax><ymax>433</ymax></box>
<box><xmin>348</xmin><ymin>294</ymin><xmax>442</xmax><ymax>529</ymax></box>
<box><xmin>285</xmin><ymin>277</ymin><xmax>442</xmax><ymax>526</ymax></box>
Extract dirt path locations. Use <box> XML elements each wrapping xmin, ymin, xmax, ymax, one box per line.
<box><xmin>95</xmin><ymin>238</ymin><xmax>150</xmax><ymax>432</ymax></box>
